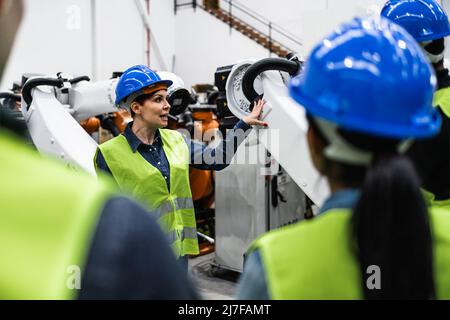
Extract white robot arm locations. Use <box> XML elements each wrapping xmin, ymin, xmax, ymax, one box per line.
<box><xmin>19</xmin><ymin>71</ymin><xmax>188</xmax><ymax>176</ymax></box>
<box><xmin>21</xmin><ymin>75</ymin><xmax>119</xmax><ymax>175</ymax></box>
<box><xmin>19</xmin><ymin>62</ymin><xmax>328</xmax><ymax>206</ymax></box>
<box><xmin>224</xmin><ymin>57</ymin><xmax>330</xmax><ymax>206</ymax></box>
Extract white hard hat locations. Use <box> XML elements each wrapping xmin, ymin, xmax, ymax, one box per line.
<box><xmin>157</xmin><ymin>71</ymin><xmax>191</xmax><ymax>116</ymax></box>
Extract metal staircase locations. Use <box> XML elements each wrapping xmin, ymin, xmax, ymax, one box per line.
<box><xmin>175</xmin><ymin>0</ymin><xmax>303</xmax><ymax>58</ymax></box>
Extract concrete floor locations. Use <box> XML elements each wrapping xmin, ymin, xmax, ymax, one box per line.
<box><xmin>188</xmin><ymin>253</ymin><xmax>239</xmax><ymax>300</ymax></box>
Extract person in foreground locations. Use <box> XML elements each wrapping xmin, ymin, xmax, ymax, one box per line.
<box><xmin>237</xmin><ymin>16</ymin><xmax>450</xmax><ymax>299</ymax></box>
<box><xmin>0</xmin><ymin>0</ymin><xmax>197</xmax><ymax>299</ymax></box>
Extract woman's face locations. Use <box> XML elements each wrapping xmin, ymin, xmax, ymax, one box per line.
<box><xmin>132</xmin><ymin>89</ymin><xmax>171</xmax><ymax>129</ymax></box>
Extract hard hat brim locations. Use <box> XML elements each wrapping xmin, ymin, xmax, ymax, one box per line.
<box><xmin>114</xmin><ymin>79</ymin><xmax>173</xmax><ymax>106</ymax></box>
<box><xmin>289</xmin><ymin>84</ymin><xmax>442</xmax><ymax>140</ymax></box>
<box><xmin>150</xmin><ymin>79</ymin><xmax>173</xmax><ymax>90</ymax></box>
<box><xmin>416</xmin><ymin>28</ymin><xmax>450</xmax><ymax>42</ymax></box>
<box><xmin>140</xmin><ymin>80</ymin><xmax>173</xmax><ymax>94</ymax></box>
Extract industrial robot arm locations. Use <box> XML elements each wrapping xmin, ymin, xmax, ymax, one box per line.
<box><xmin>18</xmin><ymin>60</ymin><xmax>328</xmax><ymax>206</ymax></box>
<box><xmin>19</xmin><ymin>71</ymin><xmax>191</xmax><ymax>176</ymax></box>
<box><xmin>21</xmin><ymin>74</ymin><xmax>119</xmax><ymax>175</ymax></box>
<box><xmin>223</xmin><ymin>56</ymin><xmax>330</xmax><ymax>206</ymax></box>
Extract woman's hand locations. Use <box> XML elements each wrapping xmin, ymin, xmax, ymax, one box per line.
<box><xmin>243</xmin><ymin>99</ymin><xmax>269</xmax><ymax>127</ymax></box>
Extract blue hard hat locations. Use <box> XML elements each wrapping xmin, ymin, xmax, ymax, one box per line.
<box><xmin>115</xmin><ymin>65</ymin><xmax>173</xmax><ymax>106</ymax></box>
<box><xmin>381</xmin><ymin>0</ymin><xmax>450</xmax><ymax>42</ymax></box>
<box><xmin>289</xmin><ymin>16</ymin><xmax>441</xmax><ymax>139</ymax></box>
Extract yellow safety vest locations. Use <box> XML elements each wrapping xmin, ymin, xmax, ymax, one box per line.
<box><xmin>434</xmin><ymin>86</ymin><xmax>450</xmax><ymax>118</ymax></box>
<box><xmin>0</xmin><ymin>131</ymin><xmax>114</xmax><ymax>299</ymax></box>
<box><xmin>95</xmin><ymin>129</ymin><xmax>199</xmax><ymax>257</ymax></box>
<box><xmin>423</xmin><ymin>188</ymin><xmax>450</xmax><ymax>208</ymax></box>
<box><xmin>249</xmin><ymin>208</ymin><xmax>450</xmax><ymax>299</ymax></box>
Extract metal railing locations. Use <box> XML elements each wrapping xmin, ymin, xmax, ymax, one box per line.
<box><xmin>174</xmin><ymin>0</ymin><xmax>197</xmax><ymax>15</ymax></box>
<box><xmin>220</xmin><ymin>0</ymin><xmax>303</xmax><ymax>51</ymax></box>
<box><xmin>175</xmin><ymin>0</ymin><xmax>304</xmax><ymax>55</ymax></box>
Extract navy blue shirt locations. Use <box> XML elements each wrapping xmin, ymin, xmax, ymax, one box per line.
<box><xmin>79</xmin><ymin>196</ymin><xmax>198</xmax><ymax>299</ymax></box>
<box><xmin>95</xmin><ymin>120</ymin><xmax>252</xmax><ymax>190</ymax></box>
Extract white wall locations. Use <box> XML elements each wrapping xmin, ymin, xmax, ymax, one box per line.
<box><xmin>2</xmin><ymin>0</ymin><xmax>450</xmax><ymax>91</ymax></box>
<box><xmin>148</xmin><ymin>0</ymin><xmax>176</xmax><ymax>71</ymax></box>
<box><xmin>174</xmin><ymin>7</ymin><xmax>269</xmax><ymax>88</ymax></box>
<box><xmin>2</xmin><ymin>0</ymin><xmax>92</xmax><ymax>89</ymax></box>
<box><xmin>94</xmin><ymin>0</ymin><xmax>146</xmax><ymax>80</ymax></box>
<box><xmin>173</xmin><ymin>0</ymin><xmax>395</xmax><ymax>87</ymax></box>
<box><xmin>1</xmin><ymin>0</ymin><xmax>175</xmax><ymax>90</ymax></box>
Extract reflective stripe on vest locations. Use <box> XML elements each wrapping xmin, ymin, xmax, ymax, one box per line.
<box><xmin>154</xmin><ymin>197</ymin><xmax>194</xmax><ymax>220</ymax></box>
<box><xmin>96</xmin><ymin>129</ymin><xmax>199</xmax><ymax>257</ymax></box>
<box><xmin>167</xmin><ymin>227</ymin><xmax>198</xmax><ymax>243</ymax></box>
<box><xmin>249</xmin><ymin>208</ymin><xmax>450</xmax><ymax>299</ymax></box>
<box><xmin>0</xmin><ymin>132</ymin><xmax>114</xmax><ymax>299</ymax></box>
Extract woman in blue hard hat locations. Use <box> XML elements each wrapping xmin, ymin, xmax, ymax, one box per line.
<box><xmin>236</xmin><ymin>16</ymin><xmax>450</xmax><ymax>299</ymax></box>
<box><xmin>382</xmin><ymin>0</ymin><xmax>450</xmax><ymax>205</ymax></box>
<box><xmin>94</xmin><ymin>65</ymin><xmax>267</xmax><ymax>268</ymax></box>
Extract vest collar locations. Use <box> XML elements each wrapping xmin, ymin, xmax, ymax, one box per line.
<box><xmin>123</xmin><ymin>121</ymin><xmax>163</xmax><ymax>153</ymax></box>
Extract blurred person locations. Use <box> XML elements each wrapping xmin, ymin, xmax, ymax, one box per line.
<box><xmin>0</xmin><ymin>0</ymin><xmax>197</xmax><ymax>299</ymax></box>
<box><xmin>237</xmin><ymin>16</ymin><xmax>450</xmax><ymax>299</ymax></box>
<box><xmin>382</xmin><ymin>0</ymin><xmax>450</xmax><ymax>205</ymax></box>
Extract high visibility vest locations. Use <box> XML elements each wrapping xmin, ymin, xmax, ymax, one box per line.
<box><xmin>422</xmin><ymin>189</ymin><xmax>450</xmax><ymax>298</ymax></box>
<box><xmin>96</xmin><ymin>129</ymin><xmax>199</xmax><ymax>257</ymax></box>
<box><xmin>0</xmin><ymin>131</ymin><xmax>114</xmax><ymax>299</ymax></box>
<box><xmin>434</xmin><ymin>86</ymin><xmax>450</xmax><ymax>118</ymax></box>
<box><xmin>423</xmin><ymin>188</ymin><xmax>450</xmax><ymax>209</ymax></box>
<box><xmin>249</xmin><ymin>208</ymin><xmax>450</xmax><ymax>299</ymax></box>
